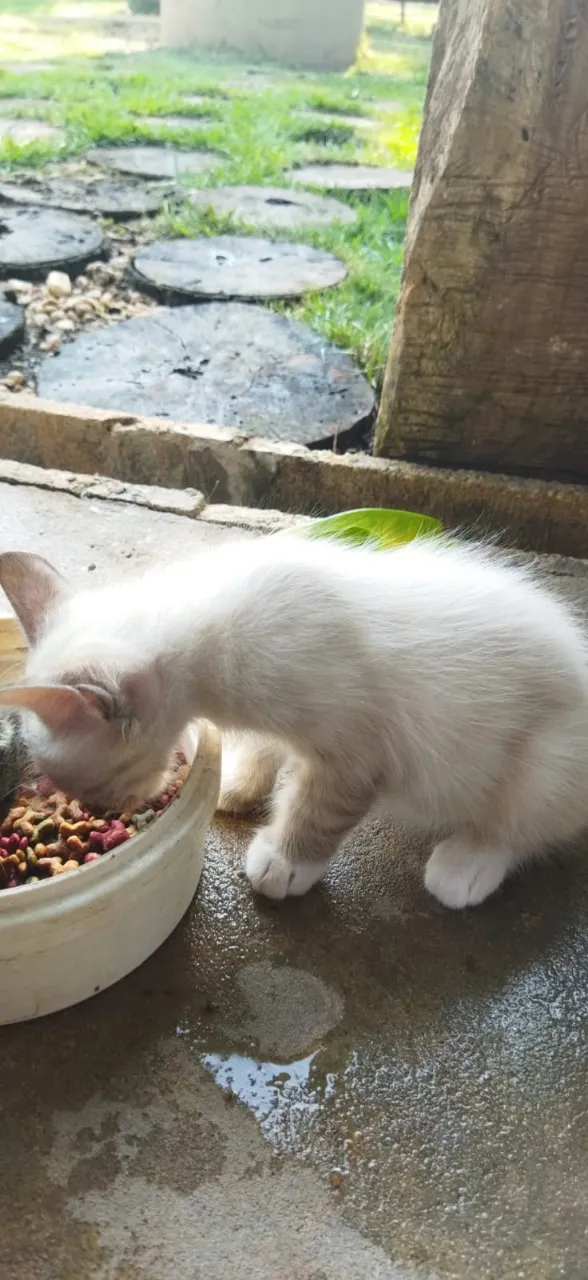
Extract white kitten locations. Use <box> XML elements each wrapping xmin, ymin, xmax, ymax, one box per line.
<box><xmin>1</xmin><ymin>536</ymin><xmax>588</xmax><ymax>910</ymax></box>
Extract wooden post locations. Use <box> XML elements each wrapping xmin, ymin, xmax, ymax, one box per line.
<box><xmin>375</xmin><ymin>0</ymin><xmax>588</xmax><ymax>481</ymax></box>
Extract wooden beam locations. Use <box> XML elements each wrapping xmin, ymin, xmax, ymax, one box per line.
<box><xmin>375</xmin><ymin>0</ymin><xmax>588</xmax><ymax>481</ymax></box>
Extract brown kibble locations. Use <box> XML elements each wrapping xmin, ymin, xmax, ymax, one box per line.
<box><xmin>66</xmin><ymin>835</ymin><xmax>89</xmax><ymax>854</ymax></box>
<box><xmin>60</xmin><ymin>860</ymin><xmax>81</xmax><ymax>873</ymax></box>
<box><xmin>6</xmin><ymin>806</ymin><xmax>25</xmax><ymax>822</ymax></box>
<box><xmin>66</xmin><ymin>799</ymin><xmax>85</xmax><ymax>821</ymax></box>
<box><xmin>60</xmin><ymin>820</ymin><xmax>92</xmax><ymax>838</ymax></box>
<box><xmin>14</xmin><ymin>820</ymin><xmax>35</xmax><ymax>838</ymax></box>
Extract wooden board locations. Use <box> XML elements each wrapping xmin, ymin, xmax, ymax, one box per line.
<box><xmin>375</xmin><ymin>0</ymin><xmax>588</xmax><ymax>480</ymax></box>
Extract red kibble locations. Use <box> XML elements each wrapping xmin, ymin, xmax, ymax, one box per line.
<box><xmin>102</xmin><ymin>827</ymin><xmax>130</xmax><ymax>852</ymax></box>
<box><xmin>83</xmin><ymin>852</ymin><xmax>101</xmax><ymax>864</ymax></box>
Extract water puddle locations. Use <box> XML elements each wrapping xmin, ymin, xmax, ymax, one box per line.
<box><xmin>200</xmin><ymin>1050</ymin><xmax>339</xmax><ymax>1147</ymax></box>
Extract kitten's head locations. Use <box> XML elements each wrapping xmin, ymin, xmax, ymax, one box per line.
<box><xmin>0</xmin><ymin>552</ymin><xmax>173</xmax><ymax>808</ymax></box>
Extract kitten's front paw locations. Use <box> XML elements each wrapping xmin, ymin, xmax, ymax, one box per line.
<box><xmin>246</xmin><ymin>831</ymin><xmax>326</xmax><ymax>900</ymax></box>
<box><xmin>424</xmin><ymin>836</ymin><xmax>513</xmax><ymax>909</ymax></box>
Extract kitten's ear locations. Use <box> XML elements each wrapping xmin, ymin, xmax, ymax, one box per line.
<box><xmin>120</xmin><ymin>667</ymin><xmax>162</xmax><ymax>721</ymax></box>
<box><xmin>0</xmin><ymin>684</ymin><xmax>106</xmax><ymax>732</ymax></box>
<box><xmin>0</xmin><ymin>553</ymin><xmax>71</xmax><ymax>645</ymax></box>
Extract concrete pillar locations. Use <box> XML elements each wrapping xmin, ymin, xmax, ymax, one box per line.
<box><xmin>160</xmin><ymin>0</ymin><xmax>365</xmax><ymax>71</ymax></box>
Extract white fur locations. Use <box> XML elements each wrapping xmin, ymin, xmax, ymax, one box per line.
<box><xmin>3</xmin><ymin>536</ymin><xmax>588</xmax><ymax>909</ymax></box>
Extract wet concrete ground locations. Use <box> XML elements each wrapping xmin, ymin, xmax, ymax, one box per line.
<box><xmin>1</xmin><ymin>481</ymin><xmax>588</xmax><ymax>1280</ymax></box>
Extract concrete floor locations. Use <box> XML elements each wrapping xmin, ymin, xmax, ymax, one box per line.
<box><xmin>1</xmin><ymin>481</ymin><xmax>588</xmax><ymax>1280</ymax></box>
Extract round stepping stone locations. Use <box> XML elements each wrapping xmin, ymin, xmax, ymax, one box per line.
<box><xmin>0</xmin><ymin>97</ymin><xmax>48</xmax><ymax>112</ymax></box>
<box><xmin>187</xmin><ymin>185</ymin><xmax>357</xmax><ymax>230</ymax></box>
<box><xmin>286</xmin><ymin>163</ymin><xmax>413</xmax><ymax>191</ymax></box>
<box><xmin>369</xmin><ymin>99</ymin><xmax>405</xmax><ymax>113</ymax></box>
<box><xmin>86</xmin><ymin>145</ymin><xmax>220</xmax><ymax>180</ymax></box>
<box><xmin>182</xmin><ymin>93</ymin><xmax>220</xmax><ymax>106</ymax></box>
<box><xmin>296</xmin><ymin>109</ymin><xmax>377</xmax><ymax>130</ymax></box>
<box><xmin>0</xmin><ymin>119</ymin><xmax>63</xmax><ymax>146</ymax></box>
<box><xmin>2</xmin><ymin>62</ymin><xmax>55</xmax><ymax>74</ymax></box>
<box><xmin>37</xmin><ymin>302</ymin><xmax>374</xmax><ymax>447</ymax></box>
<box><xmin>225</xmin><ymin>75</ymin><xmax>286</xmax><ymax>93</ymax></box>
<box><xmin>0</xmin><ymin>299</ymin><xmax>24</xmax><ymax>355</ymax></box>
<box><xmin>132</xmin><ymin>235</ymin><xmax>346</xmax><ymax>301</ymax></box>
<box><xmin>134</xmin><ymin>114</ymin><xmax>213</xmax><ymax>131</ymax></box>
<box><xmin>0</xmin><ymin>176</ymin><xmax>170</xmax><ymax>219</ymax></box>
<box><xmin>0</xmin><ymin>207</ymin><xmax>105</xmax><ymax>281</ymax></box>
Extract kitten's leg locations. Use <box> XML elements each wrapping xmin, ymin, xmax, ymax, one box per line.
<box><xmin>424</xmin><ymin>834</ymin><xmax>518</xmax><ymax>909</ymax></box>
<box><xmin>425</xmin><ymin>719</ymin><xmax>588</xmax><ymax>909</ymax></box>
<box><xmin>218</xmin><ymin>734</ymin><xmax>285</xmax><ymax>814</ymax></box>
<box><xmin>246</xmin><ymin>758</ymin><xmax>376</xmax><ymax>899</ymax></box>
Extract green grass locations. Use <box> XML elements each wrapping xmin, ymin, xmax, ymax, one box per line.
<box><xmin>0</xmin><ymin>3</ymin><xmax>434</xmax><ymax>391</ymax></box>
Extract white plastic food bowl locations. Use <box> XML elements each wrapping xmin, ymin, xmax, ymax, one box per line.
<box><xmin>0</xmin><ymin>615</ymin><xmax>221</xmax><ymax>1024</ymax></box>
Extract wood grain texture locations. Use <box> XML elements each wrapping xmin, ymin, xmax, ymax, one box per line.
<box><xmin>375</xmin><ymin>0</ymin><xmax>588</xmax><ymax>481</ymax></box>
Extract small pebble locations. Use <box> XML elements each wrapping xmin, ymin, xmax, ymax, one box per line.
<box><xmin>46</xmin><ymin>270</ymin><xmax>72</xmax><ymax>297</ymax></box>
<box><xmin>3</xmin><ymin>370</ymin><xmax>25</xmax><ymax>389</ymax></box>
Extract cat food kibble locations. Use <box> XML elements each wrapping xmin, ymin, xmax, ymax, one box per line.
<box><xmin>0</xmin><ymin>751</ymin><xmax>190</xmax><ymax>890</ymax></box>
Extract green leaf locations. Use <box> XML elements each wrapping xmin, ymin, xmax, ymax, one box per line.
<box><xmin>293</xmin><ymin>507</ymin><xmax>443</xmax><ymax>550</ymax></box>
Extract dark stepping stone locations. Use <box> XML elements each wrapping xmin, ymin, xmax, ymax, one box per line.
<box><xmin>0</xmin><ymin>119</ymin><xmax>63</xmax><ymax>145</ymax></box>
<box><xmin>132</xmin><ymin>235</ymin><xmax>346</xmax><ymax>301</ymax></box>
<box><xmin>296</xmin><ymin>109</ymin><xmax>377</xmax><ymax>131</ymax></box>
<box><xmin>0</xmin><ymin>207</ymin><xmax>105</xmax><ymax>281</ymax></box>
<box><xmin>187</xmin><ymin>185</ymin><xmax>357</xmax><ymax>230</ymax></box>
<box><xmin>37</xmin><ymin>302</ymin><xmax>374</xmax><ymax>447</ymax></box>
<box><xmin>286</xmin><ymin>163</ymin><xmax>414</xmax><ymax>191</ymax></box>
<box><xmin>0</xmin><ymin>299</ymin><xmax>24</xmax><ymax>355</ymax></box>
<box><xmin>0</xmin><ymin>177</ymin><xmax>170</xmax><ymax>220</ymax></box>
<box><xmin>86</xmin><ymin>145</ymin><xmax>220</xmax><ymax>180</ymax></box>
<box><xmin>134</xmin><ymin>115</ymin><xmax>213</xmax><ymax>131</ymax></box>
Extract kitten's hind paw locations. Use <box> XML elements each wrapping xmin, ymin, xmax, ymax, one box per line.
<box><xmin>424</xmin><ymin>836</ymin><xmax>514</xmax><ymax>909</ymax></box>
<box><xmin>217</xmin><ymin>784</ymin><xmax>261</xmax><ymax>816</ymax></box>
<box><xmin>246</xmin><ymin>831</ymin><xmax>327</xmax><ymax>900</ymax></box>
<box><xmin>217</xmin><ymin>740</ymin><xmax>277</xmax><ymax>815</ymax></box>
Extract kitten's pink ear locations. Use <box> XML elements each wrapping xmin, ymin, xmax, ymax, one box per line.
<box><xmin>0</xmin><ymin>684</ymin><xmax>106</xmax><ymax>732</ymax></box>
<box><xmin>0</xmin><ymin>553</ymin><xmax>71</xmax><ymax>645</ymax></box>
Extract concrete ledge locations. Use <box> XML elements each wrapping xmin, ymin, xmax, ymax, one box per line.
<box><xmin>2</xmin><ymin>393</ymin><xmax>588</xmax><ymax>556</ymax></box>
<box><xmin>0</xmin><ymin>457</ymin><xmax>308</xmax><ymax>534</ymax></box>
